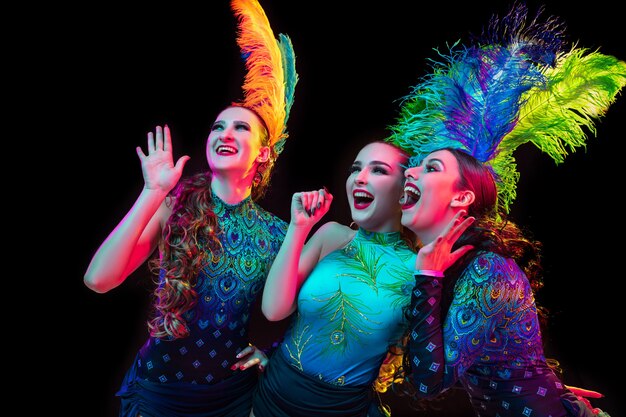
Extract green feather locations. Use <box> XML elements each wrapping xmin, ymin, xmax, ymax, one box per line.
<box><xmin>503</xmin><ymin>48</ymin><xmax>626</xmax><ymax>163</ymax></box>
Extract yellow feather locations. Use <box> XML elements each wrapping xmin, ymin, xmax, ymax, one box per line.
<box><xmin>231</xmin><ymin>0</ymin><xmax>287</xmax><ymax>147</ymax></box>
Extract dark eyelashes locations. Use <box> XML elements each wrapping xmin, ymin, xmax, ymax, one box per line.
<box><xmin>348</xmin><ymin>166</ymin><xmax>390</xmax><ymax>175</ymax></box>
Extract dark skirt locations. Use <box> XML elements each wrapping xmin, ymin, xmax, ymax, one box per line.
<box><xmin>252</xmin><ymin>349</ymin><xmax>373</xmax><ymax>417</ymax></box>
<box><xmin>117</xmin><ymin>354</ymin><xmax>257</xmax><ymax>417</ymax></box>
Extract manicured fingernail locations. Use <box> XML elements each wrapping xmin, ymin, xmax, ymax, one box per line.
<box><xmin>323</xmin><ymin>186</ymin><xmax>329</xmax><ymax>193</ymax></box>
<box><xmin>230</xmin><ymin>365</ymin><xmax>237</xmax><ymax>370</ymax></box>
<box><xmin>240</xmin><ymin>366</ymin><xmax>245</xmax><ymax>370</ymax></box>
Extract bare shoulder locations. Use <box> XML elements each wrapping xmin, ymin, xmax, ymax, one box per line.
<box><xmin>315</xmin><ymin>221</ymin><xmax>356</xmax><ymax>259</ymax></box>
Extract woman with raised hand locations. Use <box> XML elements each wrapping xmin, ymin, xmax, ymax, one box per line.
<box><xmin>388</xmin><ymin>3</ymin><xmax>624</xmax><ymax>416</ymax></box>
<box><xmin>83</xmin><ymin>1</ymin><xmax>298</xmax><ymax>415</ymax></box>
<box><xmin>252</xmin><ymin>140</ymin><xmax>417</xmax><ymax>417</ymax></box>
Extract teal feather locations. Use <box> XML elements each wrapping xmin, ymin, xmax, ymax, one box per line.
<box><xmin>274</xmin><ymin>33</ymin><xmax>298</xmax><ymax>155</ymax></box>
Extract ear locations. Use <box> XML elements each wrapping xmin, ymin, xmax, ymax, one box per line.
<box><xmin>256</xmin><ymin>146</ymin><xmax>270</xmax><ymax>163</ymax></box>
<box><xmin>450</xmin><ymin>190</ymin><xmax>475</xmax><ymax>208</ymax></box>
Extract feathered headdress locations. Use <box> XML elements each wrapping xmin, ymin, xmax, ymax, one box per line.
<box><xmin>387</xmin><ymin>2</ymin><xmax>626</xmax><ymax>214</ymax></box>
<box><xmin>230</xmin><ymin>0</ymin><xmax>298</xmax><ymax>156</ymax></box>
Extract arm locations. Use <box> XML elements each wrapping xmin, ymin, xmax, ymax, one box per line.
<box><xmin>261</xmin><ymin>188</ymin><xmax>336</xmax><ymax>321</ymax></box>
<box><xmin>409</xmin><ymin>252</ymin><xmax>527</xmax><ymax>397</ymax></box>
<box><xmin>84</xmin><ymin>125</ymin><xmax>190</xmax><ymax>293</ymax></box>
<box><xmin>406</xmin><ymin>211</ymin><xmax>475</xmax><ymax>397</ymax></box>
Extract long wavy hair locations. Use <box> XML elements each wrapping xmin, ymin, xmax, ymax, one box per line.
<box><xmin>383</xmin><ymin>148</ymin><xmax>545</xmax><ymax>408</ymax></box>
<box><xmin>147</xmin><ymin>106</ymin><xmax>270</xmax><ymax>339</ymax></box>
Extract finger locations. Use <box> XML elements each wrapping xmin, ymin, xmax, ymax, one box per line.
<box><xmin>174</xmin><ymin>155</ymin><xmax>191</xmax><ymax>174</ymax></box>
<box><xmin>163</xmin><ymin>124</ymin><xmax>172</xmax><ymax>152</ymax></box>
<box><xmin>317</xmin><ymin>188</ymin><xmax>330</xmax><ymax>209</ymax></box>
<box><xmin>236</xmin><ymin>357</ymin><xmax>259</xmax><ymax>370</ymax></box>
<box><xmin>438</xmin><ymin>211</ymin><xmax>470</xmax><ymax>245</ymax></box>
<box><xmin>147</xmin><ymin>131</ymin><xmax>156</xmax><ymax>153</ymax></box>
<box><xmin>448</xmin><ymin>216</ymin><xmax>475</xmax><ymax>243</ymax></box>
<box><xmin>136</xmin><ymin>146</ymin><xmax>147</xmax><ymax>162</ymax></box>
<box><xmin>155</xmin><ymin>125</ymin><xmax>164</xmax><ymax>151</ymax></box>
<box><xmin>324</xmin><ymin>190</ymin><xmax>334</xmax><ymax>207</ymax></box>
<box><xmin>236</xmin><ymin>346</ymin><xmax>255</xmax><ymax>359</ymax></box>
<box><xmin>301</xmin><ymin>192</ymin><xmax>312</xmax><ymax>215</ymax></box>
<box><xmin>450</xmin><ymin>244</ymin><xmax>475</xmax><ymax>264</ymax></box>
<box><xmin>243</xmin><ymin>358</ymin><xmax>260</xmax><ymax>369</ymax></box>
<box><xmin>321</xmin><ymin>187</ymin><xmax>333</xmax><ymax>201</ymax></box>
<box><xmin>309</xmin><ymin>191</ymin><xmax>320</xmax><ymax>214</ymax></box>
<box><xmin>438</xmin><ymin>210</ymin><xmax>465</xmax><ymax>241</ymax></box>
<box><xmin>565</xmin><ymin>385</ymin><xmax>604</xmax><ymax>398</ymax></box>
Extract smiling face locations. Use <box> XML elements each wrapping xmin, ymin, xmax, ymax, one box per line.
<box><xmin>401</xmin><ymin>149</ymin><xmax>473</xmax><ymax>244</ymax></box>
<box><xmin>206</xmin><ymin>106</ymin><xmax>270</xmax><ymax>178</ymax></box>
<box><xmin>346</xmin><ymin>142</ymin><xmax>408</xmax><ymax>233</ymax></box>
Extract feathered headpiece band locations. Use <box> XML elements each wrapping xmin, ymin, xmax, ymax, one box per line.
<box><xmin>230</xmin><ymin>0</ymin><xmax>298</xmax><ymax>156</ymax></box>
<box><xmin>387</xmin><ymin>2</ymin><xmax>626</xmax><ymax>213</ymax></box>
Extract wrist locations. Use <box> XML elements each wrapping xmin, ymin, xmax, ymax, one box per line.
<box><xmin>414</xmin><ymin>269</ymin><xmax>444</xmax><ymax>278</ymax></box>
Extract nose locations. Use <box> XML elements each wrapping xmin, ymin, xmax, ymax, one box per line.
<box><xmin>354</xmin><ymin>169</ymin><xmax>368</xmax><ymax>185</ymax></box>
<box><xmin>220</xmin><ymin>125</ymin><xmax>236</xmax><ymax>142</ymax></box>
<box><xmin>405</xmin><ymin>166</ymin><xmax>419</xmax><ymax>180</ymax></box>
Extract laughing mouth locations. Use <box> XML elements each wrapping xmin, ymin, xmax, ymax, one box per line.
<box><xmin>216</xmin><ymin>145</ymin><xmax>238</xmax><ymax>155</ymax></box>
<box><xmin>401</xmin><ymin>185</ymin><xmax>421</xmax><ymax>208</ymax></box>
<box><xmin>353</xmin><ymin>190</ymin><xmax>374</xmax><ymax>209</ymax></box>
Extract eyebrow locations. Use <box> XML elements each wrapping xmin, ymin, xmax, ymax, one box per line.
<box><xmin>352</xmin><ymin>160</ymin><xmax>393</xmax><ymax>168</ymax></box>
<box><xmin>370</xmin><ymin>160</ymin><xmax>393</xmax><ymax>169</ymax></box>
<box><xmin>213</xmin><ymin>119</ymin><xmax>251</xmax><ymax>126</ymax></box>
<box><xmin>422</xmin><ymin>157</ymin><xmax>442</xmax><ymax>165</ymax></box>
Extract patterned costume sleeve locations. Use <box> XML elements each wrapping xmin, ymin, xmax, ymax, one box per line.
<box><xmin>408</xmin><ymin>252</ymin><xmax>532</xmax><ymax>398</ymax></box>
<box><xmin>406</xmin><ymin>273</ymin><xmax>447</xmax><ymax>398</ymax></box>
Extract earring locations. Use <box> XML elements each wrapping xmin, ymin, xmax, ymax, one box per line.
<box><xmin>253</xmin><ymin>171</ymin><xmax>263</xmax><ymax>186</ymax></box>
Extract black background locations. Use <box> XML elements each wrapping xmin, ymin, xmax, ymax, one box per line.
<box><xmin>50</xmin><ymin>1</ymin><xmax>624</xmax><ymax>415</ymax></box>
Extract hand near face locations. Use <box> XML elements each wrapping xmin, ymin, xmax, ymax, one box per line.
<box><xmin>415</xmin><ymin>210</ymin><xmax>475</xmax><ymax>273</ymax></box>
<box><xmin>136</xmin><ymin>125</ymin><xmax>191</xmax><ymax>193</ymax></box>
<box><xmin>290</xmin><ymin>187</ymin><xmax>333</xmax><ymax>228</ymax></box>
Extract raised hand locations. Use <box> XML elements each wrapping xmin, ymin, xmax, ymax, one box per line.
<box><xmin>136</xmin><ymin>125</ymin><xmax>190</xmax><ymax>193</ymax></box>
<box><xmin>290</xmin><ymin>187</ymin><xmax>333</xmax><ymax>229</ymax></box>
<box><xmin>415</xmin><ymin>210</ymin><xmax>475</xmax><ymax>273</ymax></box>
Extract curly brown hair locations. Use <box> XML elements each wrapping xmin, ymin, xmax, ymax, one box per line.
<box><xmin>147</xmin><ymin>106</ymin><xmax>272</xmax><ymax>339</ymax></box>
<box><xmin>147</xmin><ymin>172</ymin><xmax>222</xmax><ymax>339</ymax></box>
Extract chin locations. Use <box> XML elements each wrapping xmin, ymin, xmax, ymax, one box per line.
<box><xmin>400</xmin><ymin>212</ymin><xmax>415</xmax><ymax>228</ymax></box>
<box><xmin>350</xmin><ymin>212</ymin><xmax>370</xmax><ymax>228</ymax></box>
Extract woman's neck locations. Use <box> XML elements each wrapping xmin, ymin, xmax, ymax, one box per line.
<box><xmin>210</xmin><ymin>175</ymin><xmax>253</xmax><ymax>205</ymax></box>
<box><xmin>356</xmin><ymin>218</ymin><xmax>402</xmax><ymax>234</ymax></box>
<box><xmin>416</xmin><ymin>214</ymin><xmax>458</xmax><ymax>246</ymax></box>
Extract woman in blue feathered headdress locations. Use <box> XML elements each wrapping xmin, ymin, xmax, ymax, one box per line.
<box><xmin>386</xmin><ymin>2</ymin><xmax>625</xmax><ymax>416</ymax></box>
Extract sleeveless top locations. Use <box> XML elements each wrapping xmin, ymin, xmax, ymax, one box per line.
<box><xmin>279</xmin><ymin>228</ymin><xmax>416</xmax><ymax>386</ymax></box>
